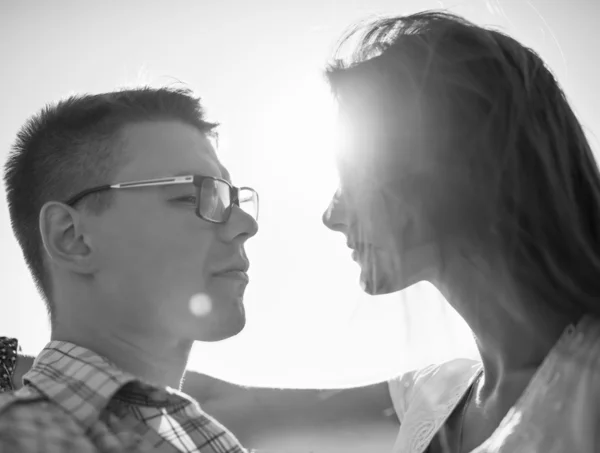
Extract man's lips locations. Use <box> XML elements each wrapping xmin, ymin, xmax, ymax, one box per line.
<box><xmin>213</xmin><ymin>257</ymin><xmax>249</xmax><ymax>276</ymax></box>
<box><xmin>213</xmin><ymin>269</ymin><xmax>249</xmax><ymax>283</ymax></box>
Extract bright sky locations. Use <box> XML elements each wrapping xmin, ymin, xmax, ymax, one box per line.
<box><xmin>1</xmin><ymin>0</ymin><xmax>599</xmax><ymax>388</ymax></box>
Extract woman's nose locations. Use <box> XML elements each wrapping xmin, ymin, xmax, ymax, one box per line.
<box><xmin>322</xmin><ymin>191</ymin><xmax>347</xmax><ymax>232</ymax></box>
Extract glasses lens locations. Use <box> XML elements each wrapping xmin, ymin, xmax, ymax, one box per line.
<box><xmin>238</xmin><ymin>188</ymin><xmax>259</xmax><ymax>220</ymax></box>
<box><xmin>198</xmin><ymin>178</ymin><xmax>231</xmax><ymax>222</ymax></box>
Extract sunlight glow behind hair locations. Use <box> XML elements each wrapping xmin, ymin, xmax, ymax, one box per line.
<box><xmin>260</xmin><ymin>73</ymin><xmax>340</xmax><ymax>203</ymax></box>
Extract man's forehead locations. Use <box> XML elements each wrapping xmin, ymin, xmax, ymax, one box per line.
<box><xmin>118</xmin><ymin>120</ymin><xmax>230</xmax><ymax>180</ymax></box>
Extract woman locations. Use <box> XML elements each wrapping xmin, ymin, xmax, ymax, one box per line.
<box><xmin>322</xmin><ymin>11</ymin><xmax>600</xmax><ymax>453</ymax></box>
<box><xmin>0</xmin><ymin>337</ymin><xmax>33</xmax><ymax>392</ymax></box>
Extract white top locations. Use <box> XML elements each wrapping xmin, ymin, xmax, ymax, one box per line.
<box><xmin>389</xmin><ymin>358</ymin><xmax>481</xmax><ymax>453</ymax></box>
<box><xmin>387</xmin><ymin>316</ymin><xmax>600</xmax><ymax>453</ymax></box>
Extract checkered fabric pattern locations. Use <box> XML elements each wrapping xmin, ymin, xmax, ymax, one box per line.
<box><xmin>0</xmin><ymin>341</ymin><xmax>247</xmax><ymax>453</ymax></box>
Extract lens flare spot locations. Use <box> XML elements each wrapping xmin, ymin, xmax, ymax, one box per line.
<box><xmin>189</xmin><ymin>293</ymin><xmax>212</xmax><ymax>317</ymax></box>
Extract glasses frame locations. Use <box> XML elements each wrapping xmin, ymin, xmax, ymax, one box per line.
<box><xmin>64</xmin><ymin>174</ymin><xmax>259</xmax><ymax>224</ymax></box>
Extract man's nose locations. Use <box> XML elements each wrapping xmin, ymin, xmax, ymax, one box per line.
<box><xmin>222</xmin><ymin>206</ymin><xmax>259</xmax><ymax>242</ymax></box>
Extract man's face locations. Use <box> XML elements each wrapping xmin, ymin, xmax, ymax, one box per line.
<box><xmin>86</xmin><ymin>120</ymin><xmax>258</xmax><ymax>341</ymax></box>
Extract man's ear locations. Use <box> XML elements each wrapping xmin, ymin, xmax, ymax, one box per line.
<box><xmin>39</xmin><ymin>201</ymin><xmax>96</xmax><ymax>274</ymax></box>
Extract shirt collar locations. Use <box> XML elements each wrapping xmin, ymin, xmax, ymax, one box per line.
<box><xmin>23</xmin><ymin>341</ymin><xmax>141</xmax><ymax>429</ymax></box>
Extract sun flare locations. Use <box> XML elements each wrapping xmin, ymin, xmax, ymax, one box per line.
<box><xmin>261</xmin><ymin>74</ymin><xmax>341</xmax><ymax>203</ymax></box>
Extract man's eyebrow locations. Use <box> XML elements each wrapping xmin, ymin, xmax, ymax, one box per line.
<box><xmin>151</xmin><ymin>172</ymin><xmax>195</xmax><ymax>193</ymax></box>
<box><xmin>170</xmin><ymin>170</ymin><xmax>231</xmax><ymax>182</ymax></box>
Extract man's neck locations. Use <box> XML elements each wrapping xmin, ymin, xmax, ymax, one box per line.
<box><xmin>51</xmin><ymin>319</ymin><xmax>193</xmax><ymax>389</ymax></box>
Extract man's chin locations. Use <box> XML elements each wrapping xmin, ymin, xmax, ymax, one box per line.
<box><xmin>185</xmin><ymin>292</ymin><xmax>246</xmax><ymax>342</ymax></box>
<box><xmin>194</xmin><ymin>320</ymin><xmax>245</xmax><ymax>342</ymax></box>
<box><xmin>197</xmin><ymin>325</ymin><xmax>244</xmax><ymax>342</ymax></box>
<box><xmin>193</xmin><ymin>302</ymin><xmax>246</xmax><ymax>342</ymax></box>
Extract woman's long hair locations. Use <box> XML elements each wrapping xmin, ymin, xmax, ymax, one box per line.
<box><xmin>326</xmin><ymin>11</ymin><xmax>600</xmax><ymax>320</ymax></box>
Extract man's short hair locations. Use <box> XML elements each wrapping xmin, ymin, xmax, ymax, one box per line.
<box><xmin>4</xmin><ymin>87</ymin><xmax>217</xmax><ymax>317</ymax></box>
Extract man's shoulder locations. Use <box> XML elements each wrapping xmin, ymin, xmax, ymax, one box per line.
<box><xmin>0</xmin><ymin>385</ymin><xmax>47</xmax><ymax>413</ymax></box>
<box><xmin>0</xmin><ymin>388</ymin><xmax>94</xmax><ymax>453</ymax></box>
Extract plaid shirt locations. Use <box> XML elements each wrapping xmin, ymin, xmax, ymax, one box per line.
<box><xmin>0</xmin><ymin>341</ymin><xmax>248</xmax><ymax>453</ymax></box>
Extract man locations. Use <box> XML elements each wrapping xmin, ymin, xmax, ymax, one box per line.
<box><xmin>0</xmin><ymin>87</ymin><xmax>260</xmax><ymax>452</ymax></box>
<box><xmin>0</xmin><ymin>86</ymin><xmax>402</xmax><ymax>453</ymax></box>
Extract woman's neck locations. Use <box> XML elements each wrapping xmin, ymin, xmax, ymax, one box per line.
<box><xmin>433</xmin><ymin>255</ymin><xmax>570</xmax><ymax>404</ymax></box>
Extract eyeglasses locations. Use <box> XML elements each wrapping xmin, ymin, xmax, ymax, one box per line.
<box><xmin>64</xmin><ymin>175</ymin><xmax>259</xmax><ymax>224</ymax></box>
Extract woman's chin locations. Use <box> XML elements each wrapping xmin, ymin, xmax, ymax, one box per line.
<box><xmin>359</xmin><ymin>272</ymin><xmax>406</xmax><ymax>295</ymax></box>
<box><xmin>359</xmin><ymin>264</ymin><xmax>431</xmax><ymax>295</ymax></box>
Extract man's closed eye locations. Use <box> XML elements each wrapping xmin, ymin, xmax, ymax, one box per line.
<box><xmin>173</xmin><ymin>195</ymin><xmax>197</xmax><ymax>205</ymax></box>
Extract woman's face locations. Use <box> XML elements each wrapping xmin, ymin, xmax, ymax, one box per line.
<box><xmin>321</xmin><ymin>110</ymin><xmax>441</xmax><ymax>295</ymax></box>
